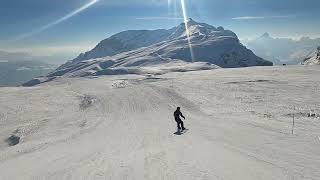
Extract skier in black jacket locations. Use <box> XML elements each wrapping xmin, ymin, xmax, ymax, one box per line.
<box><xmin>174</xmin><ymin>107</ymin><xmax>186</xmax><ymax>131</ymax></box>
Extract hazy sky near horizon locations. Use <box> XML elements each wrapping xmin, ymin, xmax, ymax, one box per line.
<box><xmin>1</xmin><ymin>0</ymin><xmax>319</xmax><ymax>60</ymax></box>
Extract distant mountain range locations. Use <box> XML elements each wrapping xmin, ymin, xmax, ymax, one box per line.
<box><xmin>246</xmin><ymin>33</ymin><xmax>320</xmax><ymax>65</ymax></box>
<box><xmin>23</xmin><ymin>19</ymin><xmax>272</xmax><ymax>86</ymax></box>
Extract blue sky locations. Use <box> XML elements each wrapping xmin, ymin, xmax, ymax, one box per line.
<box><xmin>0</xmin><ymin>0</ymin><xmax>319</xmax><ymax>61</ymax></box>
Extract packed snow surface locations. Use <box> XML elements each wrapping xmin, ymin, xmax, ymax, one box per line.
<box><xmin>1</xmin><ymin>66</ymin><xmax>320</xmax><ymax>180</ymax></box>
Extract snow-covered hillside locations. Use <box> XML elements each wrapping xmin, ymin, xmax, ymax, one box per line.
<box><xmin>303</xmin><ymin>46</ymin><xmax>320</xmax><ymax>65</ymax></box>
<box><xmin>1</xmin><ymin>66</ymin><xmax>320</xmax><ymax>180</ymax></box>
<box><xmin>23</xmin><ymin>19</ymin><xmax>272</xmax><ymax>86</ymax></box>
<box><xmin>72</xmin><ymin>29</ymin><xmax>175</xmax><ymax>62</ymax></box>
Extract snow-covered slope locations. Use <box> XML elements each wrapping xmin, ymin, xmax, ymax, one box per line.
<box><xmin>72</xmin><ymin>29</ymin><xmax>175</xmax><ymax>62</ymax></box>
<box><xmin>303</xmin><ymin>46</ymin><xmax>320</xmax><ymax>65</ymax></box>
<box><xmin>1</xmin><ymin>66</ymin><xmax>320</xmax><ymax>180</ymax></box>
<box><xmin>23</xmin><ymin>19</ymin><xmax>271</xmax><ymax>86</ymax></box>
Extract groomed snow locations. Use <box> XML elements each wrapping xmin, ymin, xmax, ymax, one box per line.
<box><xmin>0</xmin><ymin>66</ymin><xmax>320</xmax><ymax>180</ymax></box>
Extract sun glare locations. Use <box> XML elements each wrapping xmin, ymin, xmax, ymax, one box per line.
<box><xmin>180</xmin><ymin>0</ymin><xmax>195</xmax><ymax>62</ymax></box>
<box><xmin>169</xmin><ymin>0</ymin><xmax>195</xmax><ymax>62</ymax></box>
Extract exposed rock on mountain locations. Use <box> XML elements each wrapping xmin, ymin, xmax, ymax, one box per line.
<box><xmin>303</xmin><ymin>46</ymin><xmax>320</xmax><ymax>65</ymax></box>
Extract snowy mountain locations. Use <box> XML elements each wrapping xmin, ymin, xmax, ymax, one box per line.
<box><xmin>23</xmin><ymin>19</ymin><xmax>272</xmax><ymax>86</ymax></box>
<box><xmin>303</xmin><ymin>46</ymin><xmax>320</xmax><ymax>65</ymax></box>
<box><xmin>72</xmin><ymin>19</ymin><xmax>238</xmax><ymax>63</ymax></box>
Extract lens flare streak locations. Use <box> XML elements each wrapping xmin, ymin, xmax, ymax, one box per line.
<box><xmin>13</xmin><ymin>0</ymin><xmax>100</xmax><ymax>41</ymax></box>
<box><xmin>180</xmin><ymin>0</ymin><xmax>195</xmax><ymax>62</ymax></box>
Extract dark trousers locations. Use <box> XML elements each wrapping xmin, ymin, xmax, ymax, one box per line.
<box><xmin>175</xmin><ymin>119</ymin><xmax>185</xmax><ymax>130</ymax></box>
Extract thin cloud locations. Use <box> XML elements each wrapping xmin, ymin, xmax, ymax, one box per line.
<box><xmin>135</xmin><ymin>16</ymin><xmax>183</xmax><ymax>20</ymax></box>
<box><xmin>232</xmin><ymin>15</ymin><xmax>293</xmax><ymax>20</ymax></box>
<box><xmin>99</xmin><ymin>0</ymin><xmax>167</xmax><ymax>6</ymax></box>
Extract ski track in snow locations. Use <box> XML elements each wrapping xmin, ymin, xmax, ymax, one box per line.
<box><xmin>0</xmin><ymin>66</ymin><xmax>320</xmax><ymax>180</ymax></box>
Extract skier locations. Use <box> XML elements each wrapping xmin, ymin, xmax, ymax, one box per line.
<box><xmin>174</xmin><ymin>107</ymin><xmax>186</xmax><ymax>131</ymax></box>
